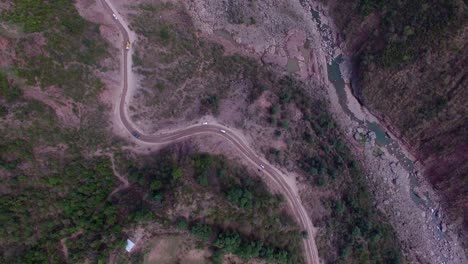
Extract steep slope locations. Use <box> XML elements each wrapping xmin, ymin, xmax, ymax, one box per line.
<box><xmin>317</xmin><ymin>0</ymin><xmax>468</xmax><ymax>244</ymax></box>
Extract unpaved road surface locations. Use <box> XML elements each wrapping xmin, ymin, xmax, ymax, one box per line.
<box><xmin>100</xmin><ymin>0</ymin><xmax>320</xmax><ymax>263</ymax></box>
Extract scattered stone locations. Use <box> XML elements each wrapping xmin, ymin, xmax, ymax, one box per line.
<box><xmin>389</xmin><ymin>162</ymin><xmax>399</xmax><ymax>174</ymax></box>
<box><xmin>367</xmin><ymin>131</ymin><xmax>376</xmax><ymax>141</ymax></box>
<box><xmin>353</xmin><ymin>132</ymin><xmax>361</xmax><ymax>141</ymax></box>
<box><xmin>441</xmin><ymin>223</ymin><xmax>447</xmax><ymax>233</ymax></box>
<box><xmin>413</xmin><ymin>187</ymin><xmax>427</xmax><ymax>202</ymax></box>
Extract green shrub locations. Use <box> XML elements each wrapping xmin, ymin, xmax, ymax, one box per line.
<box><xmin>190</xmin><ymin>223</ymin><xmax>213</xmax><ymax>242</ymax></box>
<box><xmin>176</xmin><ymin>218</ymin><xmax>189</xmax><ymax>230</ymax></box>
<box><xmin>0</xmin><ymin>72</ymin><xmax>22</xmax><ymax>102</ymax></box>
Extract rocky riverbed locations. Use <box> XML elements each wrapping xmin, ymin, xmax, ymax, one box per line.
<box><xmin>303</xmin><ymin>0</ymin><xmax>467</xmax><ymax>262</ymax></box>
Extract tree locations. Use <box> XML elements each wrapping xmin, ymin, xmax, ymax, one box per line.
<box><xmin>190</xmin><ymin>223</ymin><xmax>213</xmax><ymax>242</ymax></box>
<box><xmin>352</xmin><ymin>226</ymin><xmax>362</xmax><ymax>239</ymax></box>
<box><xmin>150</xmin><ymin>180</ymin><xmax>162</xmax><ymax>191</ymax></box>
<box><xmin>200</xmin><ymin>94</ymin><xmax>219</xmax><ymax>113</ymax></box>
<box><xmin>176</xmin><ymin>218</ymin><xmax>188</xmax><ymax>230</ymax></box>
<box><xmin>197</xmin><ymin>175</ymin><xmax>209</xmax><ymax>187</ymax></box>
<box><xmin>340</xmin><ymin>245</ymin><xmax>351</xmax><ymax>258</ymax></box>
<box><xmin>226</xmin><ymin>188</ymin><xmax>253</xmax><ymax>209</ymax></box>
<box><xmin>159</xmin><ymin>26</ymin><xmax>170</xmax><ymax>41</ymax></box>
<box><xmin>210</xmin><ymin>250</ymin><xmax>224</xmax><ymax>264</ymax></box>
<box><xmin>335</xmin><ymin>201</ymin><xmax>345</xmax><ymax>215</ymax></box>
<box><xmin>214</xmin><ymin>232</ymin><xmax>241</xmax><ymax>252</ymax></box>
<box><xmin>269</xmin><ymin>105</ymin><xmax>280</xmax><ymax>115</ymax></box>
<box><xmin>171</xmin><ymin>167</ymin><xmax>182</xmax><ymax>181</ymax></box>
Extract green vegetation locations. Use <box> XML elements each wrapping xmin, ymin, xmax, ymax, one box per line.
<box><xmin>213</xmin><ymin>231</ymin><xmax>292</xmax><ymax>264</ymax></box>
<box><xmin>226</xmin><ymin>187</ymin><xmax>254</xmax><ymax>209</ymax></box>
<box><xmin>3</xmin><ymin>0</ymin><xmax>108</xmax><ymax>102</ymax></box>
<box><xmin>175</xmin><ymin>218</ymin><xmax>189</xmax><ymax>230</ymax></box>
<box><xmin>355</xmin><ymin>0</ymin><xmax>463</xmax><ymax>67</ymax></box>
<box><xmin>123</xmin><ymin>148</ymin><xmax>304</xmax><ymax>263</ymax></box>
<box><xmin>0</xmin><ymin>84</ymin><xmax>121</xmax><ymax>263</ymax></box>
<box><xmin>130</xmin><ymin>3</ymin><xmax>404</xmax><ymax>261</ymax></box>
<box><xmin>0</xmin><ymin>2</ymin><xmax>405</xmax><ymax>263</ymax></box>
<box><xmin>327</xmin><ymin>166</ymin><xmax>401</xmax><ymax>264</ymax></box>
<box><xmin>0</xmin><ymin>1</ymin><xmax>129</xmax><ymax>262</ymax></box>
<box><xmin>200</xmin><ymin>94</ymin><xmax>220</xmax><ymax>114</ymax></box>
<box><xmin>320</xmin><ymin>0</ymin><xmax>467</xmax><ymax>230</ymax></box>
<box><xmin>190</xmin><ymin>223</ymin><xmax>214</xmax><ymax>242</ymax></box>
<box><xmin>259</xmin><ymin>75</ymin><xmax>402</xmax><ymax>263</ymax></box>
<box><xmin>0</xmin><ymin>71</ymin><xmax>22</xmax><ymax>102</ymax></box>
<box><xmin>0</xmin><ymin>155</ymin><xmax>123</xmax><ymax>263</ymax></box>
<box><xmin>4</xmin><ymin>0</ymin><xmax>77</xmax><ymax>33</ymax></box>
<box><xmin>1</xmin><ymin>119</ymin><xmax>304</xmax><ymax>264</ymax></box>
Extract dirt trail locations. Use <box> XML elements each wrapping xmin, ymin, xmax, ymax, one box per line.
<box><xmin>101</xmin><ymin>0</ymin><xmax>320</xmax><ymax>263</ymax></box>
<box><xmin>60</xmin><ymin>229</ymin><xmax>83</xmax><ymax>260</ymax></box>
<box><xmin>107</xmin><ymin>153</ymin><xmax>129</xmax><ymax>198</ymax></box>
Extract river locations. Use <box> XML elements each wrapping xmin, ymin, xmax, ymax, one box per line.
<box><xmin>310</xmin><ymin>6</ymin><xmax>446</xmax><ymax>240</ymax></box>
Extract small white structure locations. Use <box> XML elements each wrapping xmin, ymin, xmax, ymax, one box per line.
<box><xmin>125</xmin><ymin>239</ymin><xmax>135</xmax><ymax>252</ymax></box>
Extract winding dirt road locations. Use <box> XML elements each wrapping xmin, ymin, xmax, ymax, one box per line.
<box><xmin>100</xmin><ymin>0</ymin><xmax>319</xmax><ymax>263</ymax></box>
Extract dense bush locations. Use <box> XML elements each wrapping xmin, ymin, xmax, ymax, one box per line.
<box><xmin>200</xmin><ymin>94</ymin><xmax>220</xmax><ymax>114</ymax></box>
<box><xmin>356</xmin><ymin>0</ymin><xmax>462</xmax><ymax>67</ymax></box>
<box><xmin>4</xmin><ymin>0</ymin><xmax>108</xmax><ymax>102</ymax></box>
<box><xmin>213</xmin><ymin>231</ymin><xmax>292</xmax><ymax>264</ymax></box>
<box><xmin>0</xmin><ymin>72</ymin><xmax>22</xmax><ymax>102</ymax></box>
<box><xmin>190</xmin><ymin>223</ymin><xmax>214</xmax><ymax>242</ymax></box>
<box><xmin>0</xmin><ymin>157</ymin><xmax>128</xmax><ymax>263</ymax></box>
<box><xmin>268</xmin><ymin>75</ymin><xmax>402</xmax><ymax>263</ymax></box>
<box><xmin>226</xmin><ymin>187</ymin><xmax>254</xmax><ymax>209</ymax></box>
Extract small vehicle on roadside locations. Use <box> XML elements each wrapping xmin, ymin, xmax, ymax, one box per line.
<box><xmin>220</xmin><ymin>129</ymin><xmax>226</xmax><ymax>133</ymax></box>
<box><xmin>125</xmin><ymin>41</ymin><xmax>131</xmax><ymax>50</ymax></box>
<box><xmin>202</xmin><ymin>122</ymin><xmax>208</xmax><ymax>125</ymax></box>
<box><xmin>112</xmin><ymin>13</ymin><xmax>118</xmax><ymax>20</ymax></box>
<box><xmin>259</xmin><ymin>164</ymin><xmax>265</xmax><ymax>170</ymax></box>
<box><xmin>132</xmin><ymin>131</ymin><xmax>140</xmax><ymax>139</ymax></box>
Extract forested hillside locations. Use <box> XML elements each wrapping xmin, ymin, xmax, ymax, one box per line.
<box><xmin>319</xmin><ymin>0</ymin><xmax>468</xmax><ymax>241</ymax></box>
<box><xmin>0</xmin><ymin>1</ymin><xmax>302</xmax><ymax>262</ymax></box>
<box><xmin>1</xmin><ymin>0</ymin><xmax>405</xmax><ymax>262</ymax></box>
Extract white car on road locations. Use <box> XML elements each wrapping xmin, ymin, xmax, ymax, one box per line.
<box><xmin>220</xmin><ymin>129</ymin><xmax>226</xmax><ymax>133</ymax></box>
<box><xmin>112</xmin><ymin>13</ymin><xmax>118</xmax><ymax>20</ymax></box>
<box><xmin>259</xmin><ymin>164</ymin><xmax>265</xmax><ymax>169</ymax></box>
<box><xmin>202</xmin><ymin>122</ymin><xmax>208</xmax><ymax>125</ymax></box>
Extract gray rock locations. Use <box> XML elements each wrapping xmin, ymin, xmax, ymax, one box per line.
<box><xmin>353</xmin><ymin>132</ymin><xmax>361</xmax><ymax>141</ymax></box>
<box><xmin>367</xmin><ymin>131</ymin><xmax>377</xmax><ymax>141</ymax></box>
<box><xmin>441</xmin><ymin>223</ymin><xmax>447</xmax><ymax>233</ymax></box>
